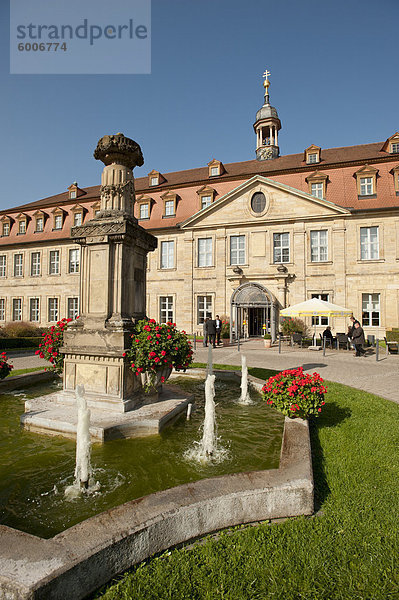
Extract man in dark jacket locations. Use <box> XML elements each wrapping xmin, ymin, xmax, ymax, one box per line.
<box><xmin>205</xmin><ymin>318</ymin><xmax>217</xmax><ymax>348</ymax></box>
<box><xmin>351</xmin><ymin>322</ymin><xmax>366</xmax><ymax>356</ymax></box>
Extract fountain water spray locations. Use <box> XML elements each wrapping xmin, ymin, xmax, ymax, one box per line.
<box><xmin>201</xmin><ymin>374</ymin><xmax>217</xmax><ymax>457</ymax></box>
<box><xmin>65</xmin><ymin>385</ymin><xmax>93</xmax><ymax>497</ymax></box>
<box><xmin>238</xmin><ymin>354</ymin><xmax>252</xmax><ymax>405</ymax></box>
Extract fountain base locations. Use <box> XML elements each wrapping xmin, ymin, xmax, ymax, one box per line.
<box><xmin>21</xmin><ymin>384</ymin><xmax>193</xmax><ymax>442</ymax></box>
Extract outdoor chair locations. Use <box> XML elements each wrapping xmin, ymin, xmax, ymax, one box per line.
<box><xmin>336</xmin><ymin>333</ymin><xmax>350</xmax><ymax>350</ymax></box>
<box><xmin>384</xmin><ymin>337</ymin><xmax>399</xmax><ymax>354</ymax></box>
<box><xmin>320</xmin><ymin>333</ymin><xmax>334</xmax><ymax>348</ymax></box>
<box><xmin>291</xmin><ymin>333</ymin><xmax>303</xmax><ymax>347</ymax></box>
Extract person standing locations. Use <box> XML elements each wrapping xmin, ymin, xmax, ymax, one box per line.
<box><xmin>351</xmin><ymin>321</ymin><xmax>366</xmax><ymax>356</ymax></box>
<box><xmin>206</xmin><ymin>317</ymin><xmax>217</xmax><ymax>348</ymax></box>
<box><xmin>215</xmin><ymin>315</ymin><xmax>222</xmax><ymax>346</ymax></box>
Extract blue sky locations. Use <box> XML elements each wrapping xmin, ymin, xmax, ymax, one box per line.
<box><xmin>1</xmin><ymin>0</ymin><xmax>398</xmax><ymax>211</ymax></box>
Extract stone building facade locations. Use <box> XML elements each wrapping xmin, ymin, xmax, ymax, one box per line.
<box><xmin>1</xmin><ymin>76</ymin><xmax>399</xmax><ymax>339</ymax></box>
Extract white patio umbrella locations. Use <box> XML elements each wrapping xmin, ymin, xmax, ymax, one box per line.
<box><xmin>280</xmin><ymin>298</ymin><xmax>353</xmax><ymax>346</ymax></box>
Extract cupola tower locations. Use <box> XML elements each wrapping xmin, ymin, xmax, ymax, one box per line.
<box><xmin>253</xmin><ymin>70</ymin><xmax>281</xmax><ymax>160</ymax></box>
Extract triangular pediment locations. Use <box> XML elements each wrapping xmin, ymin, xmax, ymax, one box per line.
<box><xmin>180</xmin><ymin>175</ymin><xmax>349</xmax><ymax>229</ymax></box>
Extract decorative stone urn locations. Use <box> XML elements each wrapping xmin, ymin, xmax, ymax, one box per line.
<box><xmin>137</xmin><ymin>365</ymin><xmax>173</xmax><ymax>403</ymax></box>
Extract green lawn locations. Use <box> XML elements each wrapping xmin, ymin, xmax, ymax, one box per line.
<box><xmin>8</xmin><ymin>366</ymin><xmax>45</xmax><ymax>377</ymax></box>
<box><xmin>93</xmin><ymin>369</ymin><xmax>399</xmax><ymax>600</ymax></box>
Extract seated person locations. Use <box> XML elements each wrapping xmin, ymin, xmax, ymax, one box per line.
<box><xmin>322</xmin><ymin>326</ymin><xmax>334</xmax><ymax>344</ymax></box>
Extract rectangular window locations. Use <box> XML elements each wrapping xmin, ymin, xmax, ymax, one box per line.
<box><xmin>160</xmin><ymin>296</ymin><xmax>173</xmax><ymax>323</ymax></box>
<box><xmin>67</xmin><ymin>297</ymin><xmax>79</xmax><ymax>320</ymax></box>
<box><xmin>197</xmin><ymin>295</ymin><xmax>212</xmax><ymax>324</ymax></box>
<box><xmin>360</xmin><ymin>177</ymin><xmax>373</xmax><ymax>196</ymax></box>
<box><xmin>311</xmin><ymin>182</ymin><xmax>324</xmax><ymax>199</ymax></box>
<box><xmin>49</xmin><ymin>250</ymin><xmax>60</xmax><ymax>274</ymax></box>
<box><xmin>139</xmin><ymin>203</ymin><xmax>149</xmax><ymax>219</ymax></box>
<box><xmin>307</xmin><ymin>153</ymin><xmax>318</xmax><ymax>164</ymax></box>
<box><xmin>36</xmin><ymin>217</ymin><xmax>44</xmax><ymax>232</ymax></box>
<box><xmin>0</xmin><ymin>298</ymin><xmax>5</xmax><ymax>321</ymax></box>
<box><xmin>360</xmin><ymin>226</ymin><xmax>379</xmax><ymax>260</ymax></box>
<box><xmin>68</xmin><ymin>248</ymin><xmax>80</xmax><ymax>273</ymax></box>
<box><xmin>160</xmin><ymin>240</ymin><xmax>174</xmax><ymax>269</ymax></box>
<box><xmin>13</xmin><ymin>254</ymin><xmax>23</xmax><ymax>277</ymax></box>
<box><xmin>18</xmin><ymin>220</ymin><xmax>26</xmax><ymax>234</ymax></box>
<box><xmin>48</xmin><ymin>298</ymin><xmax>59</xmax><ymax>322</ymax></box>
<box><xmin>31</xmin><ymin>252</ymin><xmax>41</xmax><ymax>276</ymax></box>
<box><xmin>198</xmin><ymin>238</ymin><xmax>213</xmax><ymax>267</ymax></box>
<box><xmin>362</xmin><ymin>293</ymin><xmax>380</xmax><ymax>326</ymax></box>
<box><xmin>0</xmin><ymin>255</ymin><xmax>6</xmax><ymax>278</ymax></box>
<box><xmin>164</xmin><ymin>200</ymin><xmax>175</xmax><ymax>216</ymax></box>
<box><xmin>29</xmin><ymin>298</ymin><xmax>40</xmax><ymax>322</ymax></box>
<box><xmin>311</xmin><ymin>293</ymin><xmax>329</xmax><ymax>326</ymax></box>
<box><xmin>273</xmin><ymin>233</ymin><xmax>290</xmax><ymax>263</ymax></box>
<box><xmin>12</xmin><ymin>298</ymin><xmax>22</xmax><ymax>321</ymax></box>
<box><xmin>391</xmin><ymin>143</ymin><xmax>399</xmax><ymax>153</ymax></box>
<box><xmin>310</xmin><ymin>230</ymin><xmax>328</xmax><ymax>262</ymax></box>
<box><xmin>74</xmin><ymin>212</ymin><xmax>82</xmax><ymax>226</ymax></box>
<box><xmin>201</xmin><ymin>195</ymin><xmax>212</xmax><ymax>209</ymax></box>
<box><xmin>70</xmin><ymin>190</ymin><xmax>77</xmax><ymax>199</ymax></box>
<box><xmin>2</xmin><ymin>222</ymin><xmax>10</xmax><ymax>236</ymax></box>
<box><xmin>150</xmin><ymin>176</ymin><xmax>158</xmax><ymax>186</ymax></box>
<box><xmin>54</xmin><ymin>214</ymin><xmax>63</xmax><ymax>230</ymax></box>
<box><xmin>210</xmin><ymin>166</ymin><xmax>219</xmax><ymax>176</ymax></box>
<box><xmin>230</xmin><ymin>235</ymin><xmax>245</xmax><ymax>265</ymax></box>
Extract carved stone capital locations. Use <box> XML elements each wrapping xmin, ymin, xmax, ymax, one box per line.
<box><xmin>94</xmin><ymin>133</ymin><xmax>144</xmax><ymax>169</ymax></box>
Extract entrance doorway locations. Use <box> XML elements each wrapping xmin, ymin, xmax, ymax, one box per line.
<box><xmin>230</xmin><ymin>283</ymin><xmax>279</xmax><ymax>340</ymax></box>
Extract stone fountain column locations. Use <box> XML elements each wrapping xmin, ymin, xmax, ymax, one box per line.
<box><xmin>61</xmin><ymin>133</ymin><xmax>157</xmax><ymax>413</ymax></box>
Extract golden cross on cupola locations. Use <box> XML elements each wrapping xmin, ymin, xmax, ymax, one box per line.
<box><xmin>263</xmin><ymin>69</ymin><xmax>271</xmax><ymax>95</ymax></box>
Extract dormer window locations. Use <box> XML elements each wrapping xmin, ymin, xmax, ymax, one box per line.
<box><xmin>197</xmin><ymin>186</ymin><xmax>216</xmax><ymax>210</ymax></box>
<box><xmin>91</xmin><ymin>201</ymin><xmax>101</xmax><ymax>217</ymax></box>
<box><xmin>36</xmin><ymin>217</ymin><xmax>44</xmax><ymax>232</ymax></box>
<box><xmin>74</xmin><ymin>212</ymin><xmax>82</xmax><ymax>226</ymax></box>
<box><xmin>16</xmin><ymin>214</ymin><xmax>28</xmax><ymax>235</ymax></box>
<box><xmin>354</xmin><ymin>165</ymin><xmax>378</xmax><ymax>198</ymax></box>
<box><xmin>306</xmin><ymin>172</ymin><xmax>328</xmax><ymax>199</ymax></box>
<box><xmin>381</xmin><ymin>133</ymin><xmax>399</xmax><ymax>154</ymax></box>
<box><xmin>148</xmin><ymin>170</ymin><xmax>162</xmax><ymax>187</ymax></box>
<box><xmin>161</xmin><ymin>191</ymin><xmax>177</xmax><ymax>218</ymax></box>
<box><xmin>68</xmin><ymin>182</ymin><xmax>81</xmax><ymax>200</ymax></box>
<box><xmin>305</xmin><ymin>145</ymin><xmax>321</xmax><ymax>165</ymax></box>
<box><xmin>136</xmin><ymin>195</ymin><xmax>152</xmax><ymax>220</ymax></box>
<box><xmin>392</xmin><ymin>166</ymin><xmax>399</xmax><ymax>195</ymax></box>
<box><xmin>52</xmin><ymin>208</ymin><xmax>64</xmax><ymax>230</ymax></box>
<box><xmin>208</xmin><ymin>159</ymin><xmax>223</xmax><ymax>178</ymax></box>
<box><xmin>2</xmin><ymin>221</ymin><xmax>10</xmax><ymax>236</ymax></box>
<box><xmin>71</xmin><ymin>204</ymin><xmax>85</xmax><ymax>227</ymax></box>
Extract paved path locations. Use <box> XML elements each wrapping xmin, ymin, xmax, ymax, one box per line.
<box><xmin>193</xmin><ymin>340</ymin><xmax>399</xmax><ymax>404</ymax></box>
<box><xmin>7</xmin><ymin>343</ymin><xmax>399</xmax><ymax>404</ymax></box>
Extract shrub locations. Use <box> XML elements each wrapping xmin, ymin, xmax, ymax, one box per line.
<box><xmin>0</xmin><ymin>352</ymin><xmax>13</xmax><ymax>380</ymax></box>
<box><xmin>0</xmin><ymin>337</ymin><xmax>42</xmax><ymax>350</ymax></box>
<box><xmin>280</xmin><ymin>317</ymin><xmax>309</xmax><ymax>337</ymax></box>
<box><xmin>35</xmin><ymin>318</ymin><xmax>73</xmax><ymax>373</ymax></box>
<box><xmin>2</xmin><ymin>322</ymin><xmax>44</xmax><ymax>338</ymax></box>
<box><xmin>263</xmin><ymin>333</ymin><xmax>272</xmax><ymax>339</ymax></box>
<box><xmin>261</xmin><ymin>367</ymin><xmax>327</xmax><ymax>419</ymax></box>
<box><xmin>124</xmin><ymin>319</ymin><xmax>193</xmax><ymax>392</ymax></box>
<box><xmin>221</xmin><ymin>317</ymin><xmax>230</xmax><ymax>339</ymax></box>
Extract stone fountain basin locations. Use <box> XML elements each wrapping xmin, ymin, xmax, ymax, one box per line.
<box><xmin>0</xmin><ymin>372</ymin><xmax>313</xmax><ymax>600</ymax></box>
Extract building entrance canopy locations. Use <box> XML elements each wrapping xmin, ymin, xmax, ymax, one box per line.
<box><xmin>230</xmin><ymin>283</ymin><xmax>279</xmax><ymax>340</ymax></box>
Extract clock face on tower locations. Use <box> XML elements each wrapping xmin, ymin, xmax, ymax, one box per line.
<box><xmin>256</xmin><ymin>146</ymin><xmax>278</xmax><ymax>161</ymax></box>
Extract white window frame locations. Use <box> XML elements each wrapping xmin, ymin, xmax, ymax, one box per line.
<box><xmin>164</xmin><ymin>200</ymin><xmax>175</xmax><ymax>217</ymax></box>
<box><xmin>2</xmin><ymin>222</ymin><xmax>10</xmax><ymax>236</ymax></box>
<box><xmin>160</xmin><ymin>296</ymin><xmax>174</xmax><ymax>323</ymax></box>
<box><xmin>310</xmin><ymin>230</ymin><xmax>328</xmax><ymax>262</ymax></box>
<box><xmin>198</xmin><ymin>238</ymin><xmax>213</xmax><ymax>267</ymax></box>
<box><xmin>29</xmin><ymin>298</ymin><xmax>40</xmax><ymax>322</ymax></box>
<box><xmin>68</xmin><ymin>248</ymin><xmax>80</xmax><ymax>274</ymax></box>
<box><xmin>201</xmin><ymin>195</ymin><xmax>212</xmax><ymax>209</ymax></box>
<box><xmin>18</xmin><ymin>220</ymin><xmax>26</xmax><ymax>234</ymax></box>
<box><xmin>139</xmin><ymin>203</ymin><xmax>149</xmax><ymax>219</ymax></box>
<box><xmin>150</xmin><ymin>176</ymin><xmax>159</xmax><ymax>186</ymax></box>
<box><xmin>360</xmin><ymin>177</ymin><xmax>373</xmax><ymax>196</ymax></box>
<box><xmin>273</xmin><ymin>233</ymin><xmax>290</xmax><ymax>263</ymax></box>
<box><xmin>73</xmin><ymin>212</ymin><xmax>82</xmax><ymax>226</ymax></box>
<box><xmin>311</xmin><ymin>293</ymin><xmax>330</xmax><ymax>326</ymax></box>
<box><xmin>197</xmin><ymin>295</ymin><xmax>213</xmax><ymax>325</ymax></box>
<box><xmin>307</xmin><ymin>153</ymin><xmax>318</xmax><ymax>164</ymax></box>
<box><xmin>360</xmin><ymin>226</ymin><xmax>379</xmax><ymax>260</ymax></box>
<box><xmin>230</xmin><ymin>235</ymin><xmax>246</xmax><ymax>265</ymax></box>
<box><xmin>36</xmin><ymin>217</ymin><xmax>44</xmax><ymax>232</ymax></box>
<box><xmin>14</xmin><ymin>254</ymin><xmax>23</xmax><ymax>277</ymax></box>
<box><xmin>0</xmin><ymin>298</ymin><xmax>5</xmax><ymax>321</ymax></box>
<box><xmin>31</xmin><ymin>252</ymin><xmax>41</xmax><ymax>276</ymax></box>
<box><xmin>391</xmin><ymin>143</ymin><xmax>399</xmax><ymax>154</ymax></box>
<box><xmin>0</xmin><ymin>255</ymin><xmax>6</xmax><ymax>278</ymax></box>
<box><xmin>12</xmin><ymin>298</ymin><xmax>22</xmax><ymax>321</ymax></box>
<box><xmin>49</xmin><ymin>250</ymin><xmax>60</xmax><ymax>275</ymax></box>
<box><xmin>67</xmin><ymin>297</ymin><xmax>79</xmax><ymax>320</ymax></box>
<box><xmin>54</xmin><ymin>214</ymin><xmax>63</xmax><ymax>230</ymax></box>
<box><xmin>48</xmin><ymin>298</ymin><xmax>59</xmax><ymax>322</ymax></box>
<box><xmin>210</xmin><ymin>166</ymin><xmax>219</xmax><ymax>176</ymax></box>
<box><xmin>362</xmin><ymin>293</ymin><xmax>380</xmax><ymax>327</ymax></box>
<box><xmin>160</xmin><ymin>240</ymin><xmax>175</xmax><ymax>269</ymax></box>
<box><xmin>311</xmin><ymin>182</ymin><xmax>324</xmax><ymax>199</ymax></box>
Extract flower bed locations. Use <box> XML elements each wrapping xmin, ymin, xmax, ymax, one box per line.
<box><xmin>0</xmin><ymin>352</ymin><xmax>13</xmax><ymax>380</ymax></box>
<box><xmin>261</xmin><ymin>367</ymin><xmax>327</xmax><ymax>418</ymax></box>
